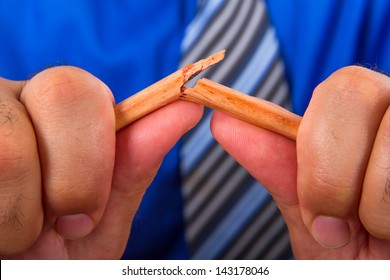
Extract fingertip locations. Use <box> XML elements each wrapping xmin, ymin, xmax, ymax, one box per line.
<box><xmin>46</xmin><ymin>182</ymin><xmax>110</xmax><ymax>238</ymax></box>
<box><xmin>177</xmin><ymin>100</ymin><xmax>204</xmax><ymax>133</ymax></box>
<box><xmin>210</xmin><ymin>110</ymin><xmax>229</xmax><ymax>140</ymax></box>
<box><xmin>55</xmin><ymin>214</ymin><xmax>94</xmax><ymax>240</ymax></box>
<box><xmin>210</xmin><ymin>111</ymin><xmax>256</xmax><ymax>150</ymax></box>
<box><xmin>311</xmin><ymin>216</ymin><xmax>350</xmax><ymax>248</ymax></box>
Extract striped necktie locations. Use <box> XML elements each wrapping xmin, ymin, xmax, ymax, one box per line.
<box><xmin>180</xmin><ymin>0</ymin><xmax>293</xmax><ymax>259</ymax></box>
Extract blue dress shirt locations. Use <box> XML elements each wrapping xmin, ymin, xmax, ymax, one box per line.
<box><xmin>0</xmin><ymin>0</ymin><xmax>389</xmax><ymax>259</ymax></box>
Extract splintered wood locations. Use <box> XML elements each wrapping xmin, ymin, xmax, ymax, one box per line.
<box><xmin>114</xmin><ymin>50</ymin><xmax>301</xmax><ymax>140</ymax></box>
<box><xmin>114</xmin><ymin>50</ymin><xmax>225</xmax><ymax>131</ymax></box>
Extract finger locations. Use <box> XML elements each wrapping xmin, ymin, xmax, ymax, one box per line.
<box><xmin>0</xmin><ymin>78</ymin><xmax>43</xmax><ymax>255</ymax></box>
<box><xmin>210</xmin><ymin>111</ymin><xmax>298</xmax><ymax>207</ymax></box>
<box><xmin>211</xmin><ymin>111</ymin><xmax>343</xmax><ymax>259</ymax></box>
<box><xmin>297</xmin><ymin>66</ymin><xmax>390</xmax><ymax>248</ymax></box>
<box><xmin>20</xmin><ymin>67</ymin><xmax>116</xmax><ymax>240</ymax></box>
<box><xmin>88</xmin><ymin>100</ymin><xmax>203</xmax><ymax>258</ymax></box>
<box><xmin>210</xmin><ymin>111</ymin><xmax>310</xmax><ymax>247</ymax></box>
<box><xmin>360</xmin><ymin>105</ymin><xmax>390</xmax><ymax>240</ymax></box>
<box><xmin>115</xmin><ymin>100</ymin><xmax>203</xmax><ymax>211</ymax></box>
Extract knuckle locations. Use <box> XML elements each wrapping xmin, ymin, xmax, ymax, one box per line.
<box><xmin>23</xmin><ymin>66</ymin><xmax>113</xmax><ymax>118</ymax></box>
<box><xmin>316</xmin><ymin>66</ymin><xmax>390</xmax><ymax>110</ymax></box>
<box><xmin>31</xmin><ymin>66</ymin><xmax>91</xmax><ymax>106</ymax></box>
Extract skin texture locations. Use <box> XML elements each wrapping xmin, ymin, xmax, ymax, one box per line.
<box><xmin>0</xmin><ymin>66</ymin><xmax>203</xmax><ymax>259</ymax></box>
<box><xmin>211</xmin><ymin>66</ymin><xmax>390</xmax><ymax>259</ymax></box>
<box><xmin>1</xmin><ymin>65</ymin><xmax>390</xmax><ymax>259</ymax></box>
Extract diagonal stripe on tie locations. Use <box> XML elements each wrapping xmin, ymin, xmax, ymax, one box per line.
<box><xmin>180</xmin><ymin>0</ymin><xmax>293</xmax><ymax>259</ymax></box>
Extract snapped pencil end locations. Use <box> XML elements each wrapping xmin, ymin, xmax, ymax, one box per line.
<box><xmin>114</xmin><ymin>50</ymin><xmax>225</xmax><ymax>131</ymax></box>
<box><xmin>181</xmin><ymin>50</ymin><xmax>225</xmax><ymax>83</ymax></box>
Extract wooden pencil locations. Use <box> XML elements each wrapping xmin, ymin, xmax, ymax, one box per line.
<box><xmin>114</xmin><ymin>50</ymin><xmax>225</xmax><ymax>131</ymax></box>
<box><xmin>180</xmin><ymin>78</ymin><xmax>301</xmax><ymax>140</ymax></box>
<box><xmin>114</xmin><ymin>50</ymin><xmax>301</xmax><ymax>140</ymax></box>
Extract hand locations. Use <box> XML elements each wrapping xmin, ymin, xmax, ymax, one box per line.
<box><xmin>211</xmin><ymin>66</ymin><xmax>390</xmax><ymax>259</ymax></box>
<box><xmin>0</xmin><ymin>66</ymin><xmax>202</xmax><ymax>259</ymax></box>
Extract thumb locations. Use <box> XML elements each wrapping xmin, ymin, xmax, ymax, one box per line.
<box><xmin>87</xmin><ymin>100</ymin><xmax>203</xmax><ymax>258</ymax></box>
<box><xmin>113</xmin><ymin>100</ymin><xmax>203</xmax><ymax>217</ymax></box>
<box><xmin>210</xmin><ymin>111</ymin><xmax>298</xmax><ymax>207</ymax></box>
<box><xmin>210</xmin><ymin>111</ymin><xmax>315</xmax><ymax>257</ymax></box>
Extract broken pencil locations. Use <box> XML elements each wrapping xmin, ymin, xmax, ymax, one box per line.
<box><xmin>114</xmin><ymin>50</ymin><xmax>301</xmax><ymax>140</ymax></box>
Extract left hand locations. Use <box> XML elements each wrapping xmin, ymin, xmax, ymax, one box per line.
<box><xmin>210</xmin><ymin>66</ymin><xmax>390</xmax><ymax>259</ymax></box>
<box><xmin>0</xmin><ymin>67</ymin><xmax>202</xmax><ymax>259</ymax></box>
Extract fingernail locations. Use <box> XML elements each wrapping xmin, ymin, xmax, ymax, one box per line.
<box><xmin>55</xmin><ymin>214</ymin><xmax>94</xmax><ymax>240</ymax></box>
<box><xmin>311</xmin><ymin>216</ymin><xmax>350</xmax><ymax>248</ymax></box>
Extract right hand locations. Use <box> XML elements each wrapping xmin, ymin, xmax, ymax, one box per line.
<box><xmin>0</xmin><ymin>66</ymin><xmax>202</xmax><ymax>259</ymax></box>
<box><xmin>211</xmin><ymin>66</ymin><xmax>390</xmax><ymax>259</ymax></box>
